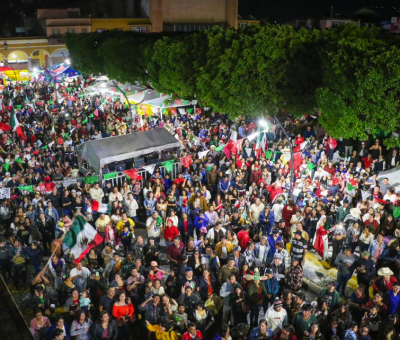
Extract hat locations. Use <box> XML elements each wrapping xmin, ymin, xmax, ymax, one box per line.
<box><xmin>295</xmin><ymin>230</ymin><xmax>302</xmax><ymax>236</ymax></box>
<box><xmin>377</xmin><ymin>267</ymin><xmax>394</xmax><ymax>276</ymax></box>
<box><xmin>272</xmin><ymin>228</ymin><xmax>280</xmax><ymax>234</ymax></box>
<box><xmin>292</xmin><ymin>256</ymin><xmax>301</xmax><ymax>262</ymax></box>
<box><xmin>279</xmin><ymin>219</ymin><xmax>285</xmax><ymax>223</ymax></box>
<box><xmin>71</xmin><ymin>189</ymin><xmax>76</xmax><ymax>193</ymax></box>
<box><xmin>274</xmin><ymin>253</ymin><xmax>283</xmax><ymax>259</ymax></box>
<box><xmin>254</xmin><ymin>272</ymin><xmax>261</xmax><ymax>281</ymax></box>
<box><xmin>362</xmin><ymin>251</ymin><xmax>371</xmax><ymax>258</ymax></box>
<box><xmin>265</xmin><ymin>268</ymin><xmax>274</xmax><ymax>275</ymax></box>
<box><xmin>185</xmin><ymin>267</ymin><xmax>193</xmax><ymax>272</ymax></box>
<box><xmin>261</xmin><ymin>235</ymin><xmax>268</xmax><ymax>240</ymax></box>
<box><xmin>274</xmin><ymin>299</ymin><xmax>283</xmax><ymax>308</ymax></box>
<box><xmin>150</xmin><ymin>261</ymin><xmax>158</xmax><ymax>267</ymax></box>
<box><xmin>233</xmin><ymin>246</ymin><xmax>241</xmax><ymax>252</ymax></box>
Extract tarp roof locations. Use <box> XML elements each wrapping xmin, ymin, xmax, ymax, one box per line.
<box><xmin>76</xmin><ymin>128</ymin><xmax>181</xmax><ymax>172</ymax></box>
<box><xmin>127</xmin><ymin>89</ymin><xmax>161</xmax><ymax>104</ymax></box>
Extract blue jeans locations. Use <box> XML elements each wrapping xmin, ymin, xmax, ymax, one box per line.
<box><xmin>335</xmin><ymin>272</ymin><xmax>351</xmax><ymax>296</ymax></box>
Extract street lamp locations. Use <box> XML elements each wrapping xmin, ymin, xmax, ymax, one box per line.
<box><xmin>274</xmin><ymin>115</ymin><xmax>294</xmax><ymax>198</ymax></box>
<box><xmin>259</xmin><ymin>119</ymin><xmax>269</xmax><ymax>128</ymax></box>
<box><xmin>65</xmin><ymin>58</ymin><xmax>71</xmax><ymax>65</ymax></box>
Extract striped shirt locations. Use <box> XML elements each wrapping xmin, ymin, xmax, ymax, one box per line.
<box><xmin>291</xmin><ymin>237</ymin><xmax>307</xmax><ymax>259</ymax></box>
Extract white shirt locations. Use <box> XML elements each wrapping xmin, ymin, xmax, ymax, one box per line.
<box><xmin>249</xmin><ymin>203</ymin><xmax>265</xmax><ymax>223</ymax></box>
<box><xmin>258</xmin><ymin>245</ymin><xmax>266</xmax><ymax>262</ymax></box>
<box><xmin>146</xmin><ymin>217</ymin><xmax>161</xmax><ymax>238</ymax></box>
<box><xmin>125</xmin><ymin>198</ymin><xmax>139</xmax><ymax>217</ymax></box>
<box><xmin>272</xmin><ymin>203</ymin><xmax>283</xmax><ymax>221</ymax></box>
<box><xmin>221</xmin><ymin>246</ymin><xmax>228</xmax><ymax>259</ymax></box>
<box><xmin>265</xmin><ymin>305</ymin><xmax>287</xmax><ymax>331</ymax></box>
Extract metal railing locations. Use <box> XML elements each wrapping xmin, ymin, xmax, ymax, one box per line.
<box><xmin>104</xmin><ymin>161</ymin><xmax>182</xmax><ymax>187</ymax></box>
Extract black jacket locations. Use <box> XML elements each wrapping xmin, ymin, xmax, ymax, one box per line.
<box><xmin>90</xmin><ymin>320</ymin><xmax>118</xmax><ymax>340</ymax></box>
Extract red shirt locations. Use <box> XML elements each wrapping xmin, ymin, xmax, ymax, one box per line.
<box><xmin>167</xmin><ymin>242</ymin><xmax>184</xmax><ymax>261</ymax></box>
<box><xmin>183</xmin><ymin>330</ymin><xmax>203</xmax><ymax>340</ymax></box>
<box><xmin>163</xmin><ymin>225</ymin><xmax>179</xmax><ymax>241</ymax></box>
<box><xmin>362</xmin><ymin>157</ymin><xmax>374</xmax><ymax>169</ymax></box>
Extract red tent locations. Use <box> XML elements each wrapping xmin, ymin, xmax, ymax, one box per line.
<box><xmin>0</xmin><ymin>66</ymin><xmax>13</xmax><ymax>72</ymax></box>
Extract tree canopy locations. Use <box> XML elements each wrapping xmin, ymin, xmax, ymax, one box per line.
<box><xmin>66</xmin><ymin>25</ymin><xmax>400</xmax><ymax>147</ymax></box>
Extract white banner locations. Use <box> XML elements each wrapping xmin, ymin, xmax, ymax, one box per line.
<box><xmin>178</xmin><ymin>108</ymin><xmax>185</xmax><ymax>115</ymax></box>
<box><xmin>63</xmin><ymin>178</ymin><xmax>78</xmax><ymax>187</ymax></box>
<box><xmin>230</xmin><ymin>130</ymin><xmax>238</xmax><ymax>141</ymax></box>
<box><xmin>198</xmin><ymin>150</ymin><xmax>210</xmax><ymax>159</ymax></box>
<box><xmin>24</xmin><ymin>154</ymin><xmax>31</xmax><ymax>160</ymax></box>
<box><xmin>0</xmin><ymin>188</ymin><xmax>10</xmax><ymax>199</ymax></box>
<box><xmin>142</xmin><ymin>164</ymin><xmax>157</xmax><ymax>175</ymax></box>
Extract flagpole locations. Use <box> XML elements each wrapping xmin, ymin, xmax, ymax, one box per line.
<box><xmin>274</xmin><ymin>115</ymin><xmax>294</xmax><ymax>199</ymax></box>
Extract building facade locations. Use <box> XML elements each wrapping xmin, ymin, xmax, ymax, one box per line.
<box><xmin>1</xmin><ymin>0</ymin><xmax>242</xmax><ymax>71</ymax></box>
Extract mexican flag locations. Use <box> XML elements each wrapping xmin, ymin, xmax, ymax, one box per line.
<box><xmin>63</xmin><ymin>215</ymin><xmax>103</xmax><ymax>264</ymax></box>
<box><xmin>0</xmin><ymin>122</ymin><xmax>12</xmax><ymax>133</ymax></box>
<box><xmin>254</xmin><ymin>131</ymin><xmax>263</xmax><ymax>159</ymax></box>
<box><xmin>91</xmin><ymin>200</ymin><xmax>110</xmax><ymax>214</ymax></box>
<box><xmin>11</xmin><ymin>107</ymin><xmax>23</xmax><ymax>138</ymax></box>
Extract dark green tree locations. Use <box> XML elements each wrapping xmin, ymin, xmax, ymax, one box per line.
<box><xmin>316</xmin><ymin>25</ymin><xmax>400</xmax><ymax>147</ymax></box>
<box><xmin>147</xmin><ymin>32</ymin><xmax>208</xmax><ymax>98</ymax></box>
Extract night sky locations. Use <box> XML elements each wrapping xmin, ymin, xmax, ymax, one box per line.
<box><xmin>239</xmin><ymin>0</ymin><xmax>399</xmax><ymax>22</ymax></box>
<box><xmin>1</xmin><ymin>0</ymin><xmax>399</xmax><ymax>24</ymax></box>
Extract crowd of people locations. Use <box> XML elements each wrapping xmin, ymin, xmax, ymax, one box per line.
<box><xmin>0</xmin><ymin>75</ymin><xmax>399</xmax><ymax>340</ymax></box>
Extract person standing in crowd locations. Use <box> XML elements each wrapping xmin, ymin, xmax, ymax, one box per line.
<box><xmin>3</xmin><ymin>78</ymin><xmax>400</xmax><ymax>340</ymax></box>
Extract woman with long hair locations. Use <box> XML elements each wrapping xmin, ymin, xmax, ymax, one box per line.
<box><xmin>231</xmin><ymin>285</ymin><xmax>249</xmax><ymax>327</ymax></box>
<box><xmin>90</xmin><ymin>311</ymin><xmax>118</xmax><ymax>340</ymax></box>
<box><xmin>112</xmin><ymin>292</ymin><xmax>134</xmax><ymax>340</ymax></box>
<box><xmin>331</xmin><ymin>303</ymin><xmax>352</xmax><ymax>339</ymax></box>
<box><xmin>70</xmin><ymin>310</ymin><xmax>93</xmax><ymax>340</ymax></box>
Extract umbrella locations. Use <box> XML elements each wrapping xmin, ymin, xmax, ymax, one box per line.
<box><xmin>0</xmin><ymin>66</ymin><xmax>14</xmax><ymax>72</ymax></box>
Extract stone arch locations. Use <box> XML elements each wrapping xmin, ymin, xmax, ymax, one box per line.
<box><xmin>4</xmin><ymin>51</ymin><xmax>29</xmax><ymax>70</ymax></box>
<box><xmin>30</xmin><ymin>49</ymin><xmax>50</xmax><ymax>69</ymax></box>
<box><xmin>51</xmin><ymin>48</ymin><xmax>69</xmax><ymax>58</ymax></box>
<box><xmin>52</xmin><ymin>48</ymin><xmax>69</xmax><ymax>65</ymax></box>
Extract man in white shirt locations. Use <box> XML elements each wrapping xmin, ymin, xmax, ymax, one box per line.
<box><xmin>265</xmin><ymin>299</ymin><xmax>287</xmax><ymax>333</ymax></box>
<box><xmin>125</xmin><ymin>193</ymin><xmax>139</xmax><ymax>221</ymax></box>
<box><xmin>249</xmin><ymin>198</ymin><xmax>265</xmax><ymax>226</ymax></box>
<box><xmin>272</xmin><ymin>198</ymin><xmax>284</xmax><ymax>224</ymax></box>
<box><xmin>69</xmin><ymin>262</ymin><xmax>91</xmax><ymax>293</ymax></box>
<box><xmin>146</xmin><ymin>211</ymin><xmax>163</xmax><ymax>242</ymax></box>
<box><xmin>89</xmin><ymin>183</ymin><xmax>104</xmax><ymax>203</ymax></box>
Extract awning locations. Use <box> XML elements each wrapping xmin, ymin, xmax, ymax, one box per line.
<box><xmin>76</xmin><ymin>128</ymin><xmax>182</xmax><ymax>172</ymax></box>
